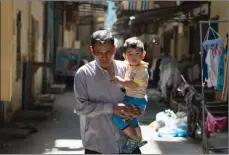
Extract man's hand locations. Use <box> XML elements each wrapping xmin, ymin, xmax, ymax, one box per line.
<box><xmin>113</xmin><ymin>103</ymin><xmax>141</xmax><ymax>120</ymax></box>
<box><xmin>110</xmin><ymin>75</ymin><xmax>123</xmax><ymax>84</ymax></box>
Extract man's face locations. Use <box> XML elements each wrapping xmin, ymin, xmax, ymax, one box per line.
<box><xmin>123</xmin><ymin>48</ymin><xmax>145</xmax><ymax>66</ymax></box>
<box><xmin>90</xmin><ymin>41</ymin><xmax>116</xmax><ymax>69</ymax></box>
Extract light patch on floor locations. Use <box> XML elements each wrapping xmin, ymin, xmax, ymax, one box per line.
<box><xmin>43</xmin><ymin>139</ymin><xmax>84</xmax><ymax>154</ymax></box>
<box><xmin>140</xmin><ymin>125</ymin><xmax>187</xmax><ymax>141</ymax></box>
<box><xmin>140</xmin><ymin>125</ymin><xmax>201</xmax><ymax>154</ymax></box>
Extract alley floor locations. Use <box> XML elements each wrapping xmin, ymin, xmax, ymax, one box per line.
<box><xmin>0</xmin><ymin>89</ymin><xmax>202</xmax><ymax>154</ymax></box>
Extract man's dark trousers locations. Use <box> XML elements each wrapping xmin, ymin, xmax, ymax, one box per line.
<box><xmin>85</xmin><ymin>147</ymin><xmax>142</xmax><ymax>154</ymax></box>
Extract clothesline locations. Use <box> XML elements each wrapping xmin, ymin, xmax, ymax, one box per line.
<box><xmin>199</xmin><ymin>20</ymin><xmax>228</xmax><ymax>24</ymax></box>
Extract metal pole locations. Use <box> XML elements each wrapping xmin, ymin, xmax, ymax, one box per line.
<box><xmin>199</xmin><ymin>21</ymin><xmax>208</xmax><ymax>154</ymax></box>
<box><xmin>228</xmin><ymin>1</ymin><xmax>229</xmax><ymax>111</ymax></box>
<box><xmin>199</xmin><ymin>20</ymin><xmax>228</xmax><ymax>24</ymax></box>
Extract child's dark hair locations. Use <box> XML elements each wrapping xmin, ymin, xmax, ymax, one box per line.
<box><xmin>123</xmin><ymin>37</ymin><xmax>144</xmax><ymax>53</ymax></box>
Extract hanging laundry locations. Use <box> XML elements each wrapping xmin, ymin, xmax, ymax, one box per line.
<box><xmin>205</xmin><ymin>112</ymin><xmax>228</xmax><ymax>134</ymax></box>
<box><xmin>202</xmin><ymin>48</ymin><xmax>208</xmax><ymax>82</ymax></box>
<box><xmin>216</xmin><ymin>47</ymin><xmax>227</xmax><ymax>90</ymax></box>
<box><xmin>187</xmin><ymin>68</ymin><xmax>192</xmax><ymax>82</ymax></box>
<box><xmin>159</xmin><ymin>55</ymin><xmax>181</xmax><ymax>99</ymax></box>
<box><xmin>192</xmin><ymin>64</ymin><xmax>200</xmax><ymax>81</ymax></box>
<box><xmin>160</xmin><ymin>66</ymin><xmax>172</xmax><ymax>99</ymax></box>
<box><xmin>205</xmin><ymin>48</ymin><xmax>220</xmax><ymax>87</ymax></box>
<box><xmin>150</xmin><ymin>58</ymin><xmax>159</xmax><ymax>80</ymax></box>
<box><xmin>151</xmin><ymin>58</ymin><xmax>162</xmax><ymax>86</ymax></box>
<box><xmin>202</xmin><ymin>25</ymin><xmax>223</xmax><ymax>85</ymax></box>
<box><xmin>120</xmin><ymin>0</ymin><xmax>154</xmax><ymax>11</ymax></box>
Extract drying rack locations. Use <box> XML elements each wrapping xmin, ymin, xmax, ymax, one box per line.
<box><xmin>199</xmin><ymin>20</ymin><xmax>228</xmax><ymax>154</ymax></box>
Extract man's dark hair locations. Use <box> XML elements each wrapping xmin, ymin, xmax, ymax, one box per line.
<box><xmin>90</xmin><ymin>30</ymin><xmax>115</xmax><ymax>47</ymax></box>
<box><xmin>123</xmin><ymin>37</ymin><xmax>144</xmax><ymax>53</ymax></box>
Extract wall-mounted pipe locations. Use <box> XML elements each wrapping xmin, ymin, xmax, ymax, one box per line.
<box><xmin>53</xmin><ymin>2</ymin><xmax>60</xmax><ymax>81</ymax></box>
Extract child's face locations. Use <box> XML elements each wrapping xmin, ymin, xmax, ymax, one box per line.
<box><xmin>124</xmin><ymin>48</ymin><xmax>145</xmax><ymax>66</ymax></box>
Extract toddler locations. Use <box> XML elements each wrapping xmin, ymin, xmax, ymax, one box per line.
<box><xmin>111</xmin><ymin>37</ymin><xmax>149</xmax><ymax>153</ymax></box>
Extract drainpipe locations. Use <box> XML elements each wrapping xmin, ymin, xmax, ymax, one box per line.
<box><xmin>53</xmin><ymin>2</ymin><xmax>59</xmax><ymax>83</ymax></box>
<box><xmin>42</xmin><ymin>1</ymin><xmax>51</xmax><ymax>93</ymax></box>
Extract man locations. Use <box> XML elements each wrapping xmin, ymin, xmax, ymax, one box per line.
<box><xmin>74</xmin><ymin>30</ymin><xmax>143</xmax><ymax>154</ymax></box>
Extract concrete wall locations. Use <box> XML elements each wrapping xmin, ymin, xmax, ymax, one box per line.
<box><xmin>210</xmin><ymin>1</ymin><xmax>228</xmax><ymax>45</ymax></box>
<box><xmin>63</xmin><ymin>9</ymin><xmax>77</xmax><ymax>49</ymax></box>
<box><xmin>63</xmin><ymin>25</ymin><xmax>76</xmax><ymax>48</ymax></box>
<box><xmin>0</xmin><ymin>2</ymin><xmax>44</xmax><ymax>120</ymax></box>
<box><xmin>0</xmin><ymin>2</ymin><xmax>14</xmax><ymax>120</ymax></box>
<box><xmin>78</xmin><ymin>25</ymin><xmax>91</xmax><ymax>59</ymax></box>
<box><xmin>11</xmin><ymin>2</ymin><xmax>30</xmax><ymax>116</ymax></box>
<box><xmin>30</xmin><ymin>2</ymin><xmax>44</xmax><ymax>97</ymax></box>
<box><xmin>177</xmin><ymin>24</ymin><xmax>189</xmax><ymax>60</ymax></box>
<box><xmin>0</xmin><ymin>2</ymin><xmax>14</xmax><ymax>103</ymax></box>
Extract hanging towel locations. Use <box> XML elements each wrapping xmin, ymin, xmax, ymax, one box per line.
<box><xmin>216</xmin><ymin>47</ymin><xmax>227</xmax><ymax>90</ymax></box>
<box><xmin>205</xmin><ymin>48</ymin><xmax>220</xmax><ymax>87</ymax></box>
<box><xmin>205</xmin><ymin>112</ymin><xmax>228</xmax><ymax>133</ymax></box>
<box><xmin>202</xmin><ymin>48</ymin><xmax>208</xmax><ymax>82</ymax></box>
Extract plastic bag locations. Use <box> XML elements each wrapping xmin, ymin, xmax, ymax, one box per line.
<box><xmin>156</xmin><ymin>110</ymin><xmax>177</xmax><ymax>126</ymax></box>
<box><xmin>149</xmin><ymin>120</ymin><xmax>165</xmax><ymax>131</ymax></box>
<box><xmin>158</xmin><ymin>127</ymin><xmax>188</xmax><ymax>138</ymax></box>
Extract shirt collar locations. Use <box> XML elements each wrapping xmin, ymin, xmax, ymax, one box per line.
<box><xmin>95</xmin><ymin>60</ymin><xmax>117</xmax><ymax>76</ymax></box>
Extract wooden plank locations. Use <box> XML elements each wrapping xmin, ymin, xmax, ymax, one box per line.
<box><xmin>32</xmin><ymin>62</ymin><xmax>52</xmax><ymax>68</ymax></box>
<box><xmin>205</xmin><ymin>104</ymin><xmax>228</xmax><ymax>108</ymax></box>
<box><xmin>205</xmin><ymin>101</ymin><xmax>227</xmax><ymax>105</ymax></box>
<box><xmin>38</xmin><ymin>94</ymin><xmax>55</xmax><ymax>103</ymax></box>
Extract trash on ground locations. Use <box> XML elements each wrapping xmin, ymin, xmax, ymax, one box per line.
<box><xmin>149</xmin><ymin>109</ymin><xmax>188</xmax><ymax>137</ymax></box>
<box><xmin>149</xmin><ymin>120</ymin><xmax>165</xmax><ymax>131</ymax></box>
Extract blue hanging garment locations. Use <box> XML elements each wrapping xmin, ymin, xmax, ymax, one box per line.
<box><xmin>202</xmin><ymin>48</ymin><xmax>208</xmax><ymax>81</ymax></box>
<box><xmin>216</xmin><ymin>47</ymin><xmax>227</xmax><ymax>90</ymax></box>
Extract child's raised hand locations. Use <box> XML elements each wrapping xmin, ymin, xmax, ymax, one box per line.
<box><xmin>110</xmin><ymin>75</ymin><xmax>122</xmax><ymax>83</ymax></box>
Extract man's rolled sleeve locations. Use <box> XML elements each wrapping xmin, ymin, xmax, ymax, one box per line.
<box><xmin>74</xmin><ymin>69</ymin><xmax>113</xmax><ymax>117</ymax></box>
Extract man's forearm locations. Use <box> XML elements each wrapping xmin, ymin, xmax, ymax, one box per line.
<box><xmin>74</xmin><ymin>97</ymin><xmax>114</xmax><ymax>118</ymax></box>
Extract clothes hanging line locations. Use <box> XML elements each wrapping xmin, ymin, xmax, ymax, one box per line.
<box><xmin>199</xmin><ymin>19</ymin><xmax>229</xmax><ymax>154</ymax></box>
<box><xmin>199</xmin><ymin>20</ymin><xmax>228</xmax><ymax>24</ymax></box>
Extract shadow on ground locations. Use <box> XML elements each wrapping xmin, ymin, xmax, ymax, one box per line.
<box><xmin>0</xmin><ymin>92</ymin><xmax>83</xmax><ymax>154</ymax></box>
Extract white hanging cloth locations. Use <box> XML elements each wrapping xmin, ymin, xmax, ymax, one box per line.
<box><xmin>202</xmin><ymin>22</ymin><xmax>224</xmax><ymax>88</ymax></box>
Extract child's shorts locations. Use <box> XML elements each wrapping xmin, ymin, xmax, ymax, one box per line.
<box><xmin>112</xmin><ymin>96</ymin><xmax>147</xmax><ymax>130</ymax></box>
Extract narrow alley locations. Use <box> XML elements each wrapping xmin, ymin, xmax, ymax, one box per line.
<box><xmin>0</xmin><ymin>88</ymin><xmax>201</xmax><ymax>154</ymax></box>
<box><xmin>0</xmin><ymin>1</ymin><xmax>228</xmax><ymax>154</ymax></box>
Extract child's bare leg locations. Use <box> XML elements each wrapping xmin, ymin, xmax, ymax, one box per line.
<box><xmin>123</xmin><ymin>126</ymin><xmax>140</xmax><ymax>140</ymax></box>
